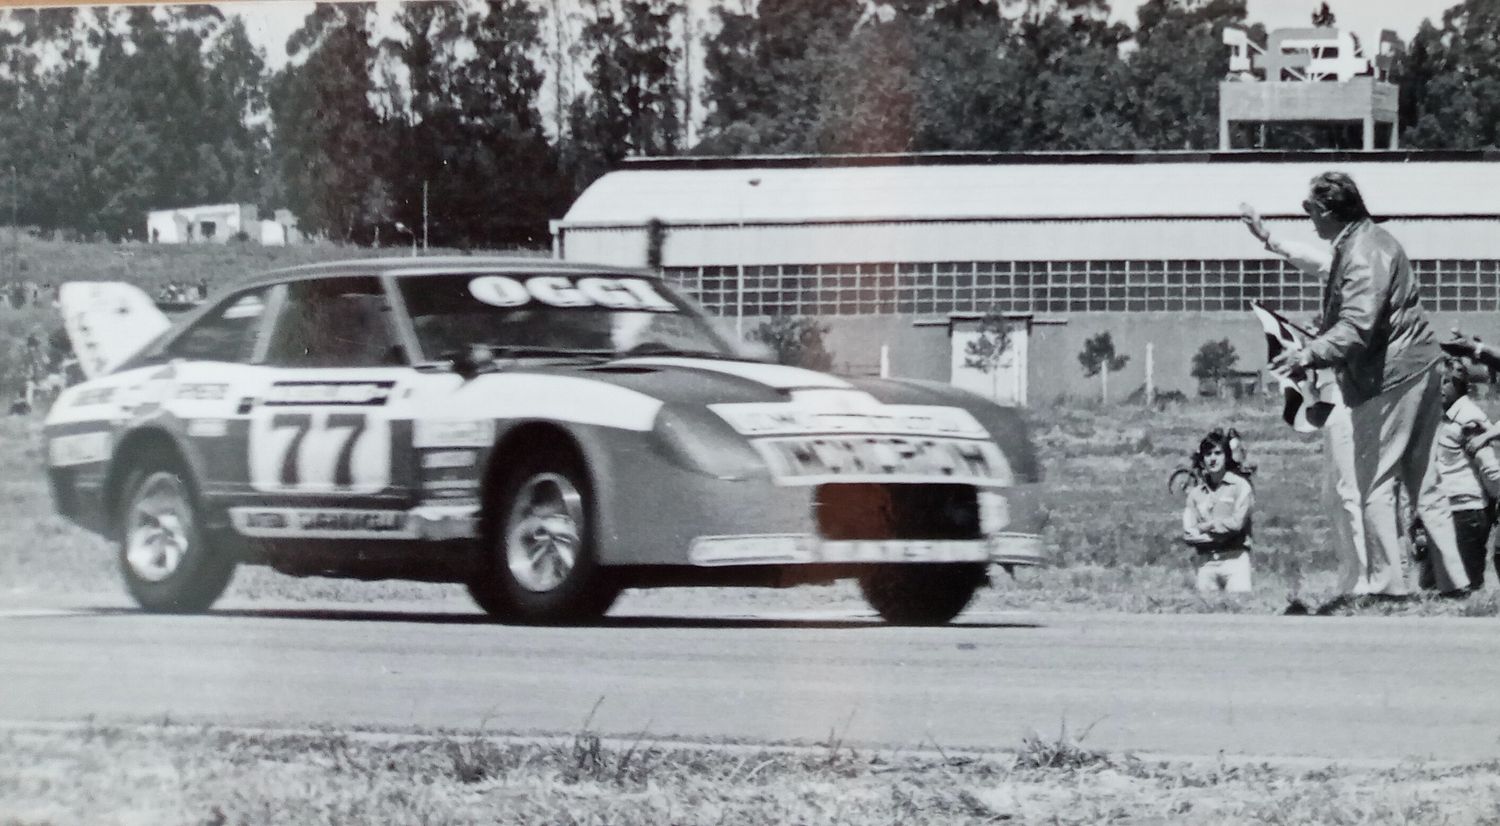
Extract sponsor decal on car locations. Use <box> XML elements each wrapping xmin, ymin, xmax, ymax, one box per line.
<box><xmin>175</xmin><ymin>383</ymin><xmax>229</xmax><ymax>401</ymax></box>
<box><xmin>420</xmin><ymin>449</ymin><xmax>478</xmax><ymax>469</ymax></box>
<box><xmin>413</xmin><ymin>419</ymin><xmax>495</xmax><ymax>448</ymax></box>
<box><xmin>711</xmin><ymin>401</ymin><xmax>987</xmax><ymax>438</ymax></box>
<box><xmin>752</xmin><ymin>435</ymin><xmax>1013</xmax><ymax>485</ymax></box>
<box><xmin>467</xmin><ymin>275</ymin><xmax>677</xmax><ymax>312</ymax></box>
<box><xmin>420</xmin><ymin>478</ymin><xmax>479</xmax><ymax>490</ymax></box>
<box><xmin>186</xmin><ymin>418</ymin><xmax>230</xmax><ymax>438</ymax></box>
<box><xmin>229</xmin><ymin>507</ymin><xmax>416</xmax><ymax>539</ymax></box>
<box><xmin>71</xmin><ymin>387</ymin><xmax>116</xmax><ymax>407</ymax></box>
<box><xmin>47</xmin><ymin>431</ymin><xmax>111</xmax><ymax>467</ymax></box>
<box><xmin>263</xmin><ymin>381</ymin><xmax>395</xmax><ymax>407</ymax></box>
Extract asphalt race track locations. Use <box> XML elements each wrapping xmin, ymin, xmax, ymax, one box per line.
<box><xmin>2</xmin><ymin>595</ymin><xmax>1497</xmax><ymax>763</ymax></box>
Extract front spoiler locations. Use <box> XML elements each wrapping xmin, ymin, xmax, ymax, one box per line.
<box><xmin>688</xmin><ymin>532</ymin><xmax>1045</xmax><ymax>568</ymax></box>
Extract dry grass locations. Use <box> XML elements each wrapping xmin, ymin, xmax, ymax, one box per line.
<box><xmin>1</xmin><ymin>722</ymin><xmax>1497</xmax><ymax>826</ymax></box>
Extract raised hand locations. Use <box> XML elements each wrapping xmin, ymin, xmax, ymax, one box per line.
<box><xmin>1239</xmin><ymin>202</ymin><xmax>1272</xmax><ymax>244</ymax></box>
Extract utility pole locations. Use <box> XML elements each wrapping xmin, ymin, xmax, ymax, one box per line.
<box><xmin>422</xmin><ymin>179</ymin><xmax>429</xmax><ymax>251</ymax></box>
<box><xmin>735</xmin><ymin>177</ymin><xmax>762</xmax><ymax>340</ymax></box>
<box><xmin>10</xmin><ymin>166</ymin><xmax>17</xmax><ymax>285</ymax></box>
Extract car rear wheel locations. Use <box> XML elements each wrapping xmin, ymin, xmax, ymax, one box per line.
<box><xmin>858</xmin><ymin>563</ymin><xmax>987</xmax><ymax>625</ymax></box>
<box><xmin>117</xmin><ymin>466</ymin><xmax>235</xmax><ymax>613</ymax></box>
<box><xmin>467</xmin><ymin>451</ymin><xmax>617</xmax><ymax>624</ymax></box>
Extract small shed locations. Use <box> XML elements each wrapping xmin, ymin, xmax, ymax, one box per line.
<box><xmin>146</xmin><ymin>204</ymin><xmax>259</xmax><ymax>244</ymax></box>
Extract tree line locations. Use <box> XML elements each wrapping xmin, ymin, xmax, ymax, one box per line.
<box><xmin>0</xmin><ymin>0</ymin><xmax>1497</xmax><ymax>248</ymax></box>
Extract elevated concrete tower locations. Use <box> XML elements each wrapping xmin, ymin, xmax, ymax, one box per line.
<box><xmin>1219</xmin><ymin>26</ymin><xmax>1402</xmax><ymax>150</ymax></box>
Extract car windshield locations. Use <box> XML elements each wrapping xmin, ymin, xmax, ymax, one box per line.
<box><xmin>396</xmin><ymin>272</ymin><xmax>736</xmax><ymax>361</ymax></box>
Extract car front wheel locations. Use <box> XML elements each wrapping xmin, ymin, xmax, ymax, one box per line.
<box><xmin>468</xmin><ymin>451</ymin><xmax>617</xmax><ymax>624</ymax></box>
<box><xmin>117</xmin><ymin>467</ymin><xmax>235</xmax><ymax>613</ymax></box>
<box><xmin>858</xmin><ymin>563</ymin><xmax>987</xmax><ymax>625</ymax></box>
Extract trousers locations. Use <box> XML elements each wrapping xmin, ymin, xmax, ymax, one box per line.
<box><xmin>1452</xmin><ymin>507</ymin><xmax>1494</xmax><ymax>589</ymax></box>
<box><xmin>1349</xmin><ymin>364</ymin><xmax>1469</xmax><ymax>595</ymax></box>
<box><xmin>1322</xmin><ymin>403</ymin><xmax>1370</xmax><ymax>593</ymax></box>
<box><xmin>1195</xmin><ymin>551</ymin><xmax>1252</xmax><ymax>593</ymax></box>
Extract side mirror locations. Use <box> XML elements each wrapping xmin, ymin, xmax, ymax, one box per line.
<box><xmin>449</xmin><ymin>344</ymin><xmax>493</xmax><ymax>381</ymax></box>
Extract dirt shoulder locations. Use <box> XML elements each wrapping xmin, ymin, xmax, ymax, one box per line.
<box><xmin>1</xmin><ymin>722</ymin><xmax>1496</xmax><ymax>826</ymax></box>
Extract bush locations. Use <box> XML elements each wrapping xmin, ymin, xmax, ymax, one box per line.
<box><xmin>750</xmin><ymin>316</ymin><xmax>835</xmax><ymax>372</ymax></box>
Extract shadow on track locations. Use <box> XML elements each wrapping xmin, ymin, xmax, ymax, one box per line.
<box><xmin>65</xmin><ymin>606</ymin><xmax>1042</xmax><ymax>630</ymax></box>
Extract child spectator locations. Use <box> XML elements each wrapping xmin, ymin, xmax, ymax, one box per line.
<box><xmin>1432</xmin><ymin>359</ymin><xmax>1500</xmax><ymax>592</ymax></box>
<box><xmin>1177</xmin><ymin>428</ymin><xmax>1256</xmax><ymax>593</ymax></box>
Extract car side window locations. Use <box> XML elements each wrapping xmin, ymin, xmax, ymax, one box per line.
<box><xmin>163</xmin><ymin>288</ymin><xmax>271</xmax><ymax>363</ymax></box>
<box><xmin>264</xmin><ymin>277</ymin><xmax>404</xmax><ymax>368</ymax></box>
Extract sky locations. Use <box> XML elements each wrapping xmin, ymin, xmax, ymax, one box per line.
<box><xmin>225</xmin><ymin>0</ymin><xmax>1461</xmax><ymax>70</ymax></box>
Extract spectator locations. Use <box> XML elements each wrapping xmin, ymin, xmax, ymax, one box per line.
<box><xmin>1179</xmin><ymin>428</ymin><xmax>1256</xmax><ymax>593</ymax></box>
<box><xmin>1270</xmin><ymin>172</ymin><xmax>1468</xmax><ymax>601</ymax></box>
<box><xmin>1432</xmin><ymin>359</ymin><xmax>1500</xmax><ymax>591</ymax></box>
<box><xmin>1240</xmin><ymin>203</ymin><xmax>1369</xmax><ymax>599</ymax></box>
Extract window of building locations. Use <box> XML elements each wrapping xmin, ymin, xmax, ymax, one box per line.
<box><xmin>662</xmin><ymin>259</ymin><xmax>1498</xmax><ymax>318</ymax></box>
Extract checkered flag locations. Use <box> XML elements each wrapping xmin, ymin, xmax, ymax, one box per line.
<box><xmin>1250</xmin><ymin>301</ymin><xmax>1338</xmax><ymax>432</ymax></box>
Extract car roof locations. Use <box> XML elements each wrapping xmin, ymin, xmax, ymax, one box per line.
<box><xmin>236</xmin><ymin>256</ymin><xmax>658</xmax><ymax>291</ymax></box>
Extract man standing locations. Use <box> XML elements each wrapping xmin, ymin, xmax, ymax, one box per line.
<box><xmin>1240</xmin><ymin>204</ymin><xmax>1369</xmax><ymax>598</ymax></box>
<box><xmin>1269</xmin><ymin>172</ymin><xmax>1469</xmax><ymax>598</ymax></box>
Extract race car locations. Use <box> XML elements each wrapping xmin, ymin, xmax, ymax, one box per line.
<box><xmin>44</xmin><ymin>258</ymin><xmax>1046</xmax><ymax>624</ymax></box>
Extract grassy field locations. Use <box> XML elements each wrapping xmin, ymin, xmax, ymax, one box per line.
<box><xmin>8</xmin><ymin>395</ymin><xmax>1500</xmax><ymax>618</ymax></box>
<box><xmin>2</xmin><ymin>721</ymin><xmax>1497</xmax><ymax>825</ymax></box>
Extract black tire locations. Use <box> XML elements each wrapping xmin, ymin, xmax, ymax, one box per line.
<box><xmin>858</xmin><ymin>563</ymin><xmax>987</xmax><ymax>625</ymax></box>
<box><xmin>467</xmin><ymin>449</ymin><xmax>617</xmax><ymax>624</ymax></box>
<box><xmin>116</xmin><ymin>465</ymin><xmax>234</xmax><ymax>613</ymax></box>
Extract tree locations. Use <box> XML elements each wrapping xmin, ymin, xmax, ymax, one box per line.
<box><xmin>1310</xmin><ymin>2</ymin><xmax>1335</xmax><ymax>27</ymax></box>
<box><xmin>697</xmin><ymin>0</ymin><xmax>863</xmax><ymax>154</ymax></box>
<box><xmin>1078</xmin><ymin>331</ymin><xmax>1129</xmax><ymax>402</ymax></box>
<box><xmin>202</xmin><ymin>15</ymin><xmax>274</xmax><ymax>206</ymax></box>
<box><xmin>270</xmin><ymin>3</ymin><xmax>392</xmax><ymax>241</ymax></box>
<box><xmin>1399</xmin><ymin>1</ymin><xmax>1500</xmax><ymax>149</ymax></box>
<box><xmin>751</xmin><ymin>316</ymin><xmax>835</xmax><ymax>372</ymax></box>
<box><xmin>1129</xmin><ymin>0</ymin><xmax>1248</xmax><ymax>149</ymax></box>
<box><xmin>564</xmin><ymin>0</ymin><xmax>684</xmax><ymax>192</ymax></box>
<box><xmin>962</xmin><ymin>311</ymin><xmax>1013</xmax><ymax>401</ymax></box>
<box><xmin>454</xmin><ymin>0</ymin><xmax>565</xmax><ymax>245</ymax></box>
<box><xmin>1191</xmin><ymin>338</ymin><xmax>1240</xmax><ymax>394</ymax></box>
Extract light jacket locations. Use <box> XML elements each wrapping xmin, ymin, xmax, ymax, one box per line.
<box><xmin>1436</xmin><ymin>395</ymin><xmax>1500</xmax><ymax>511</ymax></box>
<box><xmin>1182</xmin><ymin>471</ymin><xmax>1254</xmax><ymax>551</ymax></box>
<box><xmin>1302</xmin><ymin>219</ymin><xmax>1440</xmax><ymax>406</ymax></box>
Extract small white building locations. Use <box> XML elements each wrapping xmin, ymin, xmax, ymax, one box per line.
<box><xmin>146</xmin><ymin>204</ymin><xmax>304</xmax><ymax>245</ymax></box>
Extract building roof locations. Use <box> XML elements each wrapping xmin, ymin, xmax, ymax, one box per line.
<box><xmin>559</xmin><ymin>151</ymin><xmax>1500</xmax><ymax>228</ymax></box>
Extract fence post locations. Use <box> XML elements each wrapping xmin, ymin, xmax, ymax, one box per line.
<box><xmin>1145</xmin><ymin>342</ymin><xmax>1154</xmax><ymax>405</ymax></box>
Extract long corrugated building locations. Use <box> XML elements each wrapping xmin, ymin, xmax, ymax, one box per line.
<box><xmin>553</xmin><ymin>150</ymin><xmax>1500</xmax><ymax>402</ymax></box>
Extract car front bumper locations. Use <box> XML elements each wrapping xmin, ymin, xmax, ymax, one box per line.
<box><xmin>686</xmin><ymin>530</ymin><xmax>1045</xmax><ymax>567</ymax></box>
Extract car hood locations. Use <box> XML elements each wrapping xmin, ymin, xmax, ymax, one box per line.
<box><xmin>511</xmin><ymin>356</ymin><xmax>1041</xmax><ymax>482</ymax></box>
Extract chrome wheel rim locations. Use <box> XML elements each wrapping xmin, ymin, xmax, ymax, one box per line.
<box><xmin>505</xmin><ymin>472</ymin><xmax>584</xmax><ymax>593</ymax></box>
<box><xmin>125</xmin><ymin>473</ymin><xmax>193</xmax><ymax>583</ymax></box>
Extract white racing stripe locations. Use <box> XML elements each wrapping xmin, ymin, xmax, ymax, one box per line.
<box><xmin>620</xmin><ymin>357</ymin><xmax>851</xmax><ymax>390</ymax></box>
<box><xmin>422</xmin><ymin>374</ymin><xmax>665</xmax><ymax>432</ymax></box>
